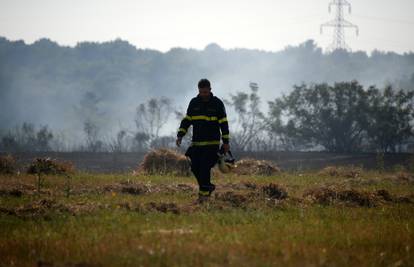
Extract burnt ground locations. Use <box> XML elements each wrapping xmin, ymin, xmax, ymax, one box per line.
<box><xmin>1</xmin><ymin>151</ymin><xmax>412</xmax><ymax>173</ymax></box>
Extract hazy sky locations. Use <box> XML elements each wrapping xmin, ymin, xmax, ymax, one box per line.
<box><xmin>0</xmin><ymin>0</ymin><xmax>413</xmax><ymax>53</ymax></box>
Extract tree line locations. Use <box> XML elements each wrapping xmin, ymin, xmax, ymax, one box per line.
<box><xmin>1</xmin><ymin>81</ymin><xmax>413</xmax><ymax>153</ymax></box>
<box><xmin>1</xmin><ymin>37</ymin><xmax>414</xmax><ymax>138</ymax></box>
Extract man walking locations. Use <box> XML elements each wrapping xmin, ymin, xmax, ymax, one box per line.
<box><xmin>176</xmin><ymin>79</ymin><xmax>230</xmax><ymax>202</ymax></box>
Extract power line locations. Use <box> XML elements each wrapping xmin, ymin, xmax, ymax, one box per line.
<box><xmin>353</xmin><ymin>14</ymin><xmax>414</xmax><ymax>25</ymax></box>
<box><xmin>320</xmin><ymin>0</ymin><xmax>359</xmax><ymax>52</ymax></box>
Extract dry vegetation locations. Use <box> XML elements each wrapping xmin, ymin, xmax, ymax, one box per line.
<box><xmin>0</xmin><ymin>154</ymin><xmax>17</xmax><ymax>175</ymax></box>
<box><xmin>1</xmin><ymin>154</ymin><xmax>414</xmax><ymax>266</ymax></box>
<box><xmin>135</xmin><ymin>149</ymin><xmax>282</xmax><ymax>177</ymax></box>
<box><xmin>233</xmin><ymin>158</ymin><xmax>281</xmax><ymax>176</ymax></box>
<box><xmin>26</xmin><ymin>157</ymin><xmax>75</xmax><ymax>175</ymax></box>
<box><xmin>136</xmin><ymin>148</ymin><xmax>190</xmax><ymax>176</ymax></box>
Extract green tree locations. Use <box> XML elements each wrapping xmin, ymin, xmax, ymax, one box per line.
<box><xmin>365</xmin><ymin>86</ymin><xmax>414</xmax><ymax>152</ymax></box>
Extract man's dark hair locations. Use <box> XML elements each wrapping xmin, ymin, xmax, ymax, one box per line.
<box><xmin>198</xmin><ymin>79</ymin><xmax>211</xmax><ymax>89</ymax></box>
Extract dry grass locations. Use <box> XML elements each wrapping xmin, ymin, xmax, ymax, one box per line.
<box><xmin>303</xmin><ymin>186</ymin><xmax>412</xmax><ymax>207</ymax></box>
<box><xmin>136</xmin><ymin>148</ymin><xmax>190</xmax><ymax>176</ymax></box>
<box><xmin>233</xmin><ymin>158</ymin><xmax>281</xmax><ymax>176</ymax></box>
<box><xmin>26</xmin><ymin>157</ymin><xmax>75</xmax><ymax>175</ymax></box>
<box><xmin>1</xmin><ymin>169</ymin><xmax>414</xmax><ymax>266</ymax></box>
<box><xmin>0</xmin><ymin>155</ymin><xmax>17</xmax><ymax>175</ymax></box>
<box><xmin>319</xmin><ymin>165</ymin><xmax>363</xmax><ymax>178</ymax></box>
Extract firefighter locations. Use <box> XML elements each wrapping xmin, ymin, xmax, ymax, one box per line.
<box><xmin>176</xmin><ymin>79</ymin><xmax>230</xmax><ymax>202</ymax></box>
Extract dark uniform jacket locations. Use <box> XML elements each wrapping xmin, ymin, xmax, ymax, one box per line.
<box><xmin>177</xmin><ymin>92</ymin><xmax>229</xmax><ymax>146</ymax></box>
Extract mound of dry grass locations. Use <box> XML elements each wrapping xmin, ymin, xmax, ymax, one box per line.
<box><xmin>301</xmin><ymin>186</ymin><xmax>409</xmax><ymax>207</ymax></box>
<box><xmin>136</xmin><ymin>148</ymin><xmax>190</xmax><ymax>176</ymax></box>
<box><xmin>26</xmin><ymin>157</ymin><xmax>75</xmax><ymax>175</ymax></box>
<box><xmin>303</xmin><ymin>187</ymin><xmax>375</xmax><ymax>206</ymax></box>
<box><xmin>0</xmin><ymin>155</ymin><xmax>17</xmax><ymax>175</ymax></box>
<box><xmin>233</xmin><ymin>158</ymin><xmax>281</xmax><ymax>176</ymax></box>
<box><xmin>261</xmin><ymin>183</ymin><xmax>288</xmax><ymax>199</ymax></box>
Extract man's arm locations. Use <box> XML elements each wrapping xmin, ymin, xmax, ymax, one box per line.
<box><xmin>218</xmin><ymin>100</ymin><xmax>230</xmax><ymax>152</ymax></box>
<box><xmin>176</xmin><ymin>101</ymin><xmax>193</xmax><ymax>147</ymax></box>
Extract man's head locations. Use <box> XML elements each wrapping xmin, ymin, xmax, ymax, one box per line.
<box><xmin>198</xmin><ymin>79</ymin><xmax>211</xmax><ymax>101</ymax></box>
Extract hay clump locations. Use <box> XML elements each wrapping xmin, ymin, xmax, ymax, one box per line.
<box><xmin>136</xmin><ymin>148</ymin><xmax>190</xmax><ymax>176</ymax></box>
<box><xmin>234</xmin><ymin>158</ymin><xmax>281</xmax><ymax>176</ymax></box>
<box><xmin>26</xmin><ymin>157</ymin><xmax>75</xmax><ymax>175</ymax></box>
<box><xmin>0</xmin><ymin>155</ymin><xmax>17</xmax><ymax>175</ymax></box>
<box><xmin>261</xmin><ymin>183</ymin><xmax>288</xmax><ymax>199</ymax></box>
<box><xmin>303</xmin><ymin>187</ymin><xmax>377</xmax><ymax>207</ymax></box>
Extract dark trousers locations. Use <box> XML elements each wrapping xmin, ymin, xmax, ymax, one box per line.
<box><xmin>186</xmin><ymin>145</ymin><xmax>219</xmax><ymax>193</ymax></box>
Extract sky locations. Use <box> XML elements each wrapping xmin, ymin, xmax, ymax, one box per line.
<box><xmin>0</xmin><ymin>0</ymin><xmax>413</xmax><ymax>53</ymax></box>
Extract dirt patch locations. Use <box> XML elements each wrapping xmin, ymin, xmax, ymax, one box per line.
<box><xmin>136</xmin><ymin>148</ymin><xmax>190</xmax><ymax>176</ymax></box>
<box><xmin>233</xmin><ymin>158</ymin><xmax>281</xmax><ymax>176</ymax></box>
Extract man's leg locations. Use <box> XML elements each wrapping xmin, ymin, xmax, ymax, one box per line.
<box><xmin>189</xmin><ymin>148</ymin><xmax>203</xmax><ymax>189</ymax></box>
<box><xmin>198</xmin><ymin>146</ymin><xmax>219</xmax><ymax>196</ymax></box>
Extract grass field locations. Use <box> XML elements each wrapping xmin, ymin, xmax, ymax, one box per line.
<box><xmin>1</xmin><ymin>168</ymin><xmax>413</xmax><ymax>267</ymax></box>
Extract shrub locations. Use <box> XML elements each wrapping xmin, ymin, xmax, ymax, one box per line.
<box><xmin>0</xmin><ymin>155</ymin><xmax>17</xmax><ymax>175</ymax></box>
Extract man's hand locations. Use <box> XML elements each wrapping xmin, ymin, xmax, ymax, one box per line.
<box><xmin>222</xmin><ymin>143</ymin><xmax>230</xmax><ymax>153</ymax></box>
<box><xmin>176</xmin><ymin>137</ymin><xmax>182</xmax><ymax>147</ymax></box>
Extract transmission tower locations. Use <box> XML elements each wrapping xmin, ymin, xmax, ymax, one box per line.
<box><xmin>320</xmin><ymin>0</ymin><xmax>359</xmax><ymax>51</ymax></box>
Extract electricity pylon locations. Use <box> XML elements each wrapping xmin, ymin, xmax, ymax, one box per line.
<box><xmin>320</xmin><ymin>0</ymin><xmax>359</xmax><ymax>52</ymax></box>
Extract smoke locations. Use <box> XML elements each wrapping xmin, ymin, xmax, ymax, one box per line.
<box><xmin>0</xmin><ymin>36</ymin><xmax>413</xmax><ymax>149</ymax></box>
